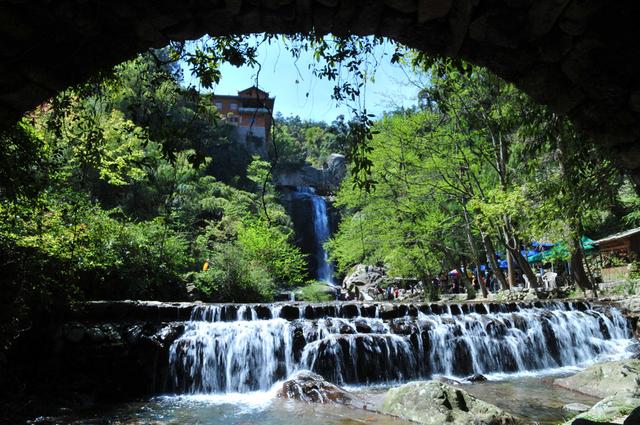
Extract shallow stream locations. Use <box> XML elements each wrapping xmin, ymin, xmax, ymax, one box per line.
<box><xmin>32</xmin><ymin>370</ymin><xmax>600</xmax><ymax>425</ymax></box>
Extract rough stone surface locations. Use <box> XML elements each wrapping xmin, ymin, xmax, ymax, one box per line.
<box><xmin>562</xmin><ymin>395</ymin><xmax>640</xmax><ymax>425</ymax></box>
<box><xmin>9</xmin><ymin>319</ymin><xmax>185</xmax><ymax>402</ymax></box>
<box><xmin>554</xmin><ymin>359</ymin><xmax>640</xmax><ymax>399</ymax></box>
<box><xmin>274</xmin><ymin>153</ymin><xmax>346</xmax><ymax>193</ymax></box>
<box><xmin>276</xmin><ymin>371</ymin><xmax>363</xmax><ymax>405</ymax></box>
<box><xmin>381</xmin><ymin>380</ymin><xmax>523</xmax><ymax>424</ymax></box>
<box><xmin>343</xmin><ymin>264</ymin><xmax>386</xmax><ymax>289</ymax></box>
<box><xmin>563</xmin><ymin>402</ymin><xmax>591</xmax><ymax>413</ymax></box>
<box><xmin>0</xmin><ymin>2</ymin><xmax>640</xmax><ymax>180</ymax></box>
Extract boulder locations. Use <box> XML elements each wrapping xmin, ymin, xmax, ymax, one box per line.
<box><xmin>554</xmin><ymin>360</ymin><xmax>640</xmax><ymax>399</ymax></box>
<box><xmin>342</xmin><ymin>264</ymin><xmax>385</xmax><ymax>300</ymax></box>
<box><xmin>343</xmin><ymin>264</ymin><xmax>385</xmax><ymax>288</ymax></box>
<box><xmin>276</xmin><ymin>371</ymin><xmax>362</xmax><ymax>406</ymax></box>
<box><xmin>381</xmin><ymin>380</ymin><xmax>522</xmax><ymax>425</ymax></box>
<box><xmin>562</xmin><ymin>395</ymin><xmax>640</xmax><ymax>425</ymax></box>
<box><xmin>466</xmin><ymin>373</ymin><xmax>488</xmax><ymax>382</ymax></box>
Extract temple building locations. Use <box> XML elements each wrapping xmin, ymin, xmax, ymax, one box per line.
<box><xmin>211</xmin><ymin>86</ymin><xmax>275</xmax><ymax>158</ymax></box>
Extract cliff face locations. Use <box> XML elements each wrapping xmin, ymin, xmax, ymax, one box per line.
<box><xmin>274</xmin><ymin>154</ymin><xmax>346</xmax><ymax>195</ymax></box>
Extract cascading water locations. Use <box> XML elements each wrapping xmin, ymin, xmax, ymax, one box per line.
<box><xmin>292</xmin><ymin>187</ymin><xmax>335</xmax><ymax>284</ymax></box>
<box><xmin>168</xmin><ymin>301</ymin><xmax>634</xmax><ymax>394</ymax></box>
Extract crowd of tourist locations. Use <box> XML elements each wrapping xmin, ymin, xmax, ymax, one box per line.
<box><xmin>339</xmin><ymin>264</ymin><xmax>563</xmax><ymax>301</ymax></box>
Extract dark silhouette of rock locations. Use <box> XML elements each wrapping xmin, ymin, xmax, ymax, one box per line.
<box><xmin>466</xmin><ymin>373</ymin><xmax>488</xmax><ymax>382</ymax></box>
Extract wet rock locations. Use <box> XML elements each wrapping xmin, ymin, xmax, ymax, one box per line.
<box><xmin>485</xmin><ymin>320</ymin><xmax>508</xmax><ymax>338</ymax></box>
<box><xmin>382</xmin><ymin>380</ymin><xmax>522</xmax><ymax>425</ymax></box>
<box><xmin>554</xmin><ymin>359</ymin><xmax>640</xmax><ymax>399</ymax></box>
<box><xmin>341</xmin><ymin>304</ymin><xmax>359</xmax><ymax>318</ymax></box>
<box><xmin>339</xmin><ymin>323</ymin><xmax>356</xmax><ymax>334</ymax></box>
<box><xmin>123</xmin><ymin>324</ymin><xmax>141</xmax><ymax>344</ymax></box>
<box><xmin>359</xmin><ymin>304</ymin><xmax>378</xmax><ymax>318</ymax></box>
<box><xmin>86</xmin><ymin>326</ymin><xmax>106</xmax><ymax>343</ymax></box>
<box><xmin>279</xmin><ymin>305</ymin><xmax>299</xmax><ymax>320</ymax></box>
<box><xmin>221</xmin><ymin>305</ymin><xmax>237</xmax><ymax>321</ymax></box>
<box><xmin>154</xmin><ymin>323</ymin><xmax>184</xmax><ymax>346</ymax></box>
<box><xmin>626</xmin><ymin>341</ymin><xmax>640</xmax><ymax>359</ymax></box>
<box><xmin>276</xmin><ymin>371</ymin><xmax>360</xmax><ymax>405</ymax></box>
<box><xmin>380</xmin><ymin>304</ymin><xmax>400</xmax><ymax>320</ymax></box>
<box><xmin>563</xmin><ymin>402</ymin><xmax>591</xmax><ymax>413</ymax></box>
<box><xmin>254</xmin><ymin>305</ymin><xmax>272</xmax><ymax>320</ymax></box>
<box><xmin>465</xmin><ymin>373</ymin><xmax>487</xmax><ymax>382</ymax></box>
<box><xmin>354</xmin><ymin>319</ymin><xmax>372</xmax><ymax>333</ymax></box>
<box><xmin>303</xmin><ymin>305</ymin><xmax>315</xmax><ymax>319</ymax></box>
<box><xmin>473</xmin><ymin>304</ymin><xmax>489</xmax><ymax>314</ymax></box>
<box><xmin>291</xmin><ymin>326</ymin><xmax>306</xmax><ymax>361</ymax></box>
<box><xmin>506</xmin><ymin>302</ymin><xmax>518</xmax><ymax>312</ymax></box>
<box><xmin>452</xmin><ymin>340</ymin><xmax>474</xmax><ymax>376</ymax></box>
<box><xmin>390</xmin><ymin>318</ymin><xmax>413</xmax><ymax>335</ymax></box>
<box><xmin>511</xmin><ymin>313</ymin><xmax>528</xmax><ymax>331</ymax></box>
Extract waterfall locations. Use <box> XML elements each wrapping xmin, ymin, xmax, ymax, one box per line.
<box><xmin>293</xmin><ymin>187</ymin><xmax>335</xmax><ymax>284</ymax></box>
<box><xmin>168</xmin><ymin>302</ymin><xmax>634</xmax><ymax>393</ymax></box>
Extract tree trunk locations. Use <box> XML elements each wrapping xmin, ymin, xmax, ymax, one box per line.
<box><xmin>481</xmin><ymin>232</ymin><xmax>509</xmax><ymax>290</ymax></box>
<box><xmin>569</xmin><ymin>236</ymin><xmax>595</xmax><ymax>294</ymax></box>
<box><xmin>506</xmin><ymin>251</ymin><xmax>516</xmax><ymax>287</ymax></box>
<box><xmin>507</xmin><ymin>245</ymin><xmax>539</xmax><ymax>289</ymax></box>
<box><xmin>461</xmin><ymin>204</ymin><xmax>487</xmax><ymax>298</ymax></box>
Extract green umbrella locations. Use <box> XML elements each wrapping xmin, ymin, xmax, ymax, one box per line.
<box><xmin>527</xmin><ymin>236</ymin><xmax>594</xmax><ymax>263</ymax></box>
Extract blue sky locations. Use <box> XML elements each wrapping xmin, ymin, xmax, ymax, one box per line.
<box><xmin>181</xmin><ymin>38</ymin><xmax>423</xmax><ymax>123</ymax></box>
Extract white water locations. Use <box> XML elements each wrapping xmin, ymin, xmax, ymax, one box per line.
<box><xmin>169</xmin><ymin>302</ymin><xmax>634</xmax><ymax>394</ymax></box>
<box><xmin>294</xmin><ymin>187</ymin><xmax>335</xmax><ymax>285</ymax></box>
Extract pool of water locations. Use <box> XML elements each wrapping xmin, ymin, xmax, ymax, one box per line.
<box><xmin>30</xmin><ymin>391</ymin><xmax>411</xmax><ymax>425</ymax></box>
<box><xmin>27</xmin><ymin>369</ymin><xmax>601</xmax><ymax>425</ymax></box>
<box><xmin>463</xmin><ymin>374</ymin><xmax>599</xmax><ymax>424</ymax></box>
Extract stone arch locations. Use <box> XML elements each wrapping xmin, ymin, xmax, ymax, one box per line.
<box><xmin>2</xmin><ymin>0</ymin><xmax>640</xmax><ymax>175</ymax></box>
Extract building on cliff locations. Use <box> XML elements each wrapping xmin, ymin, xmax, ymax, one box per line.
<box><xmin>211</xmin><ymin>86</ymin><xmax>274</xmax><ymax>159</ymax></box>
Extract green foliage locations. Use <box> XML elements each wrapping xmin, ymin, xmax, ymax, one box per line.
<box><xmin>189</xmin><ymin>244</ymin><xmax>275</xmax><ymax>302</ymax></box>
<box><xmin>328</xmin><ymin>109</ymin><xmax>465</xmax><ymax>279</ymax></box>
<box><xmin>237</xmin><ymin>220</ymin><xmax>307</xmax><ymax>288</ymax></box>
<box><xmin>298</xmin><ymin>281</ymin><xmax>333</xmax><ymax>302</ymax></box>
<box><xmin>0</xmin><ymin>50</ymin><xmax>312</xmax><ymax>347</ymax></box>
<box><xmin>330</xmin><ymin>57</ymin><xmax>631</xmax><ymax>295</ymax></box>
<box><xmin>271</xmin><ymin>114</ymin><xmax>349</xmax><ymax>167</ymax></box>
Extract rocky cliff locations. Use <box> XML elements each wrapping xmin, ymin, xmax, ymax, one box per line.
<box><xmin>274</xmin><ymin>154</ymin><xmax>346</xmax><ymax>194</ymax></box>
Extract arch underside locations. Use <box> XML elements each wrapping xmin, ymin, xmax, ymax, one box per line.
<box><xmin>2</xmin><ymin>0</ymin><xmax>639</xmax><ymax>174</ymax></box>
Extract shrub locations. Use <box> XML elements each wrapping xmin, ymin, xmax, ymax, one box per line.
<box><xmin>299</xmin><ymin>281</ymin><xmax>333</xmax><ymax>302</ymax></box>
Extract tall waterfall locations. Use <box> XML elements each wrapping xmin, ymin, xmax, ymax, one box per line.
<box><xmin>168</xmin><ymin>302</ymin><xmax>634</xmax><ymax>394</ymax></box>
<box><xmin>293</xmin><ymin>187</ymin><xmax>335</xmax><ymax>284</ymax></box>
